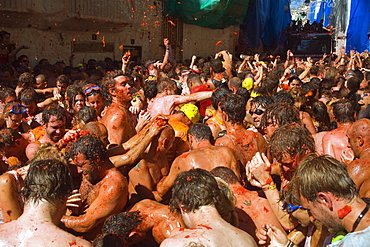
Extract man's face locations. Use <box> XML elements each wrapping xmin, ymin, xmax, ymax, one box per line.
<box><xmin>56</xmin><ymin>81</ymin><xmax>68</xmax><ymax>94</ymax></box>
<box><xmin>21</xmin><ymin>101</ymin><xmax>37</xmax><ymax>117</ymax></box>
<box><xmin>114</xmin><ymin>75</ymin><xmax>132</xmax><ymax>102</ymax></box>
<box><xmin>73</xmin><ymin>153</ymin><xmax>100</xmax><ymax>184</ymax></box>
<box><xmin>264</xmin><ymin>118</ymin><xmax>279</xmax><ymax>140</ymax></box>
<box><xmin>86</xmin><ymin>94</ymin><xmax>104</xmax><ymax>115</ymax></box>
<box><xmin>250</xmin><ymin>104</ymin><xmax>265</xmax><ymax>129</ymax></box>
<box><xmin>289</xmin><ymin>79</ymin><xmax>302</xmax><ymax>89</ymax></box>
<box><xmin>0</xmin><ymin>95</ymin><xmax>17</xmax><ymax>108</ymax></box>
<box><xmin>45</xmin><ymin>116</ymin><xmax>66</xmax><ymax>143</ymax></box>
<box><xmin>300</xmin><ymin>196</ymin><xmax>344</xmax><ymax>233</ymax></box>
<box><xmin>35</xmin><ymin>78</ymin><xmax>47</xmax><ymax>89</ymax></box>
<box><xmin>5</xmin><ymin>113</ymin><xmax>22</xmax><ymax>129</ymax></box>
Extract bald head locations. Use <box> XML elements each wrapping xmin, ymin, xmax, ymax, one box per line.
<box><xmin>347</xmin><ymin>119</ymin><xmax>370</xmax><ymax>158</ymax></box>
<box><xmin>82</xmin><ymin>121</ymin><xmax>109</xmax><ymax>147</ymax></box>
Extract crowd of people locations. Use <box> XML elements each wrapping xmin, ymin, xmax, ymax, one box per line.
<box><xmin>1</xmin><ymin>33</ymin><xmax>370</xmax><ymax>247</ymax></box>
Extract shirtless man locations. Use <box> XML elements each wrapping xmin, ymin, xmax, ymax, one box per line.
<box><xmin>100</xmin><ymin>199</ymin><xmax>185</xmax><ymax>246</ymax></box>
<box><xmin>26</xmin><ymin>104</ymin><xmax>66</xmax><ymax>160</ymax></box>
<box><xmin>346</xmin><ymin>119</ymin><xmax>370</xmax><ymax>197</ymax></box>
<box><xmin>0</xmin><ymin>159</ymin><xmax>92</xmax><ymax>247</ymax></box>
<box><xmin>160</xmin><ymin>169</ymin><xmax>257</xmax><ymax>247</ymax></box>
<box><xmin>62</xmin><ymin>134</ymin><xmax>128</xmax><ymax>240</ymax></box>
<box><xmin>100</xmin><ymin>70</ymin><xmax>137</xmax><ymax>145</ymax></box>
<box><xmin>205</xmin><ymin>88</ymin><xmax>231</xmax><ymax>139</ymax></box>
<box><xmin>247</xmin><ymin>96</ymin><xmax>274</xmax><ymax>135</ymax></box>
<box><xmin>215</xmin><ymin>94</ymin><xmax>267</xmax><ymax>166</ymax></box>
<box><xmin>210</xmin><ymin>166</ymin><xmax>284</xmax><ymax>243</ymax></box>
<box><xmin>322</xmin><ymin>99</ymin><xmax>355</xmax><ymax>161</ymax></box>
<box><xmin>156</xmin><ymin>123</ymin><xmax>239</xmax><ymax>199</ymax></box>
<box><xmin>248</xmin><ymin>123</ymin><xmax>316</xmax><ymax>231</ymax></box>
<box><xmin>147</xmin><ymin>78</ymin><xmax>212</xmax><ymax>118</ymax></box>
<box><xmin>128</xmin><ymin>125</ymin><xmax>175</xmax><ymax>201</ymax></box>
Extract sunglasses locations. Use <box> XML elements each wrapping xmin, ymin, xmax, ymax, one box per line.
<box><xmin>363</xmin><ymin>93</ymin><xmax>369</xmax><ymax>97</ymax></box>
<box><xmin>283</xmin><ymin>204</ymin><xmax>303</xmax><ymax>213</ymax></box>
<box><xmin>84</xmin><ymin>85</ymin><xmax>100</xmax><ymax>95</ymax></box>
<box><xmin>5</xmin><ymin>104</ymin><xmax>27</xmax><ymax>114</ymax></box>
<box><xmin>249</xmin><ymin>109</ymin><xmax>264</xmax><ymax>115</ymax></box>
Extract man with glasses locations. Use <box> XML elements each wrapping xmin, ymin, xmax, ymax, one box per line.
<box><xmin>247</xmin><ymin>96</ymin><xmax>274</xmax><ymax>136</ymax></box>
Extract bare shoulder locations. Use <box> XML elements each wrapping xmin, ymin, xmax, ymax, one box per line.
<box><xmin>103</xmin><ymin>168</ymin><xmax>128</xmax><ymax>189</ymax></box>
<box><xmin>0</xmin><ymin>173</ymin><xmax>15</xmax><ymax>186</ymax></box>
<box><xmin>215</xmin><ymin>135</ymin><xmax>234</xmax><ymax>147</ymax></box>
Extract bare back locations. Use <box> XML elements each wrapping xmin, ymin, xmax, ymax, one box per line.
<box><xmin>0</xmin><ymin>219</ymin><xmax>92</xmax><ymax>247</ymax></box>
<box><xmin>322</xmin><ymin>124</ymin><xmax>352</xmax><ymax>161</ymax></box>
<box><xmin>161</xmin><ymin>221</ymin><xmax>257</xmax><ymax>247</ymax></box>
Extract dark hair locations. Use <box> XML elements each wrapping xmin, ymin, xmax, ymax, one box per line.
<box><xmin>67</xmin><ymin>134</ymin><xmax>107</xmax><ymax>162</ymax></box>
<box><xmin>269</xmin><ymin>123</ymin><xmax>315</xmax><ymax>163</ymax></box>
<box><xmin>18</xmin><ymin>87</ymin><xmax>38</xmax><ymax>104</ymax></box>
<box><xmin>301</xmin><ymin>82</ymin><xmax>318</xmax><ymax>98</ymax></box>
<box><xmin>210</xmin><ymin>166</ymin><xmax>239</xmax><ymax>184</ymax></box>
<box><xmin>188</xmin><ymin>123</ymin><xmax>213</xmax><ymax>142</ymax></box>
<box><xmin>236</xmin><ymin>87</ymin><xmax>250</xmax><ymax>102</ymax></box>
<box><xmin>210</xmin><ymin>59</ymin><xmax>225</xmax><ymax>73</ymax></box>
<box><xmin>346</xmin><ymin>76</ymin><xmax>361</xmax><ymax>92</ymax></box>
<box><xmin>102</xmin><ymin>211</ymin><xmax>143</xmax><ymax>239</ymax></box>
<box><xmin>22</xmin><ymin>159</ymin><xmax>72</xmax><ymax>204</ymax></box>
<box><xmin>289</xmin><ymin>154</ymin><xmax>358</xmax><ymax>203</ymax></box>
<box><xmin>143</xmin><ymin>80</ymin><xmax>158</xmax><ymax>100</ymax></box>
<box><xmin>261</xmin><ymin>103</ymin><xmax>301</xmax><ymax>129</ymax></box>
<box><xmin>211</xmin><ymin>88</ymin><xmax>232</xmax><ymax>110</ymax></box>
<box><xmin>92</xmin><ymin>234</ymin><xmax>126</xmax><ymax>247</ymax></box>
<box><xmin>220</xmin><ymin>94</ymin><xmax>246</xmax><ymax>125</ymax></box>
<box><xmin>255</xmin><ymin>76</ymin><xmax>279</xmax><ymax>96</ymax></box>
<box><xmin>0</xmin><ymin>128</ymin><xmax>21</xmax><ymax>149</ymax></box>
<box><xmin>250</xmin><ymin>96</ymin><xmax>274</xmax><ymax>109</ymax></box>
<box><xmin>311</xmin><ymin>101</ymin><xmax>330</xmax><ymax>131</ymax></box>
<box><xmin>102</xmin><ymin>70</ymin><xmax>131</xmax><ymax>104</ymax></box>
<box><xmin>17</xmin><ymin>72</ymin><xmax>35</xmax><ymax>87</ymax></box>
<box><xmin>272</xmin><ymin>90</ymin><xmax>294</xmax><ymax>104</ymax></box>
<box><xmin>170</xmin><ymin>169</ymin><xmax>231</xmax><ymax>214</ymax></box>
<box><xmin>56</xmin><ymin>75</ymin><xmax>70</xmax><ymax>86</ymax></box>
<box><xmin>42</xmin><ymin>104</ymin><xmax>66</xmax><ymax>124</ymax></box>
<box><xmin>77</xmin><ymin>106</ymin><xmax>98</xmax><ymax>124</ymax></box>
<box><xmin>288</xmin><ymin>76</ymin><xmax>302</xmax><ymax>86</ymax></box>
<box><xmin>332</xmin><ymin>99</ymin><xmax>356</xmax><ymax>123</ymax></box>
<box><xmin>65</xmin><ymin>84</ymin><xmax>84</xmax><ymax>114</ymax></box>
<box><xmin>0</xmin><ymin>86</ymin><xmax>16</xmax><ymax>102</ymax></box>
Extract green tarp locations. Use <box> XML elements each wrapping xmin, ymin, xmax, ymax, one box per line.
<box><xmin>164</xmin><ymin>0</ymin><xmax>250</xmax><ymax>29</ymax></box>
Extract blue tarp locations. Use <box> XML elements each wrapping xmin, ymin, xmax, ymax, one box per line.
<box><xmin>240</xmin><ymin>0</ymin><xmax>291</xmax><ymax>49</ymax></box>
<box><xmin>346</xmin><ymin>0</ymin><xmax>370</xmax><ymax>53</ymax></box>
<box><xmin>308</xmin><ymin>0</ymin><xmax>334</xmax><ymax>27</ymax></box>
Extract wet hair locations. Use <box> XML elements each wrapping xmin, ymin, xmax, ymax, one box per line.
<box><xmin>170</xmin><ymin>169</ymin><xmax>232</xmax><ymax>214</ymax></box>
<box><xmin>261</xmin><ymin>103</ymin><xmax>301</xmax><ymax>129</ymax></box>
<box><xmin>18</xmin><ymin>87</ymin><xmax>38</xmax><ymax>104</ymax></box>
<box><xmin>42</xmin><ymin>104</ymin><xmax>66</xmax><ymax>124</ymax></box>
<box><xmin>67</xmin><ymin>134</ymin><xmax>107</xmax><ymax>162</ymax></box>
<box><xmin>288</xmin><ymin>154</ymin><xmax>358</xmax><ymax>203</ymax></box>
<box><xmin>220</xmin><ymin>94</ymin><xmax>246</xmax><ymax>125</ymax></box>
<box><xmin>236</xmin><ymin>87</ymin><xmax>250</xmax><ymax>102</ymax></box>
<box><xmin>157</xmin><ymin>78</ymin><xmax>177</xmax><ymax>93</ymax></box>
<box><xmin>102</xmin><ymin>211</ymin><xmax>143</xmax><ymax>240</ymax></box>
<box><xmin>309</xmin><ymin>65</ymin><xmax>319</xmax><ymax>76</ymax></box>
<box><xmin>56</xmin><ymin>75</ymin><xmax>71</xmax><ymax>87</ymax></box>
<box><xmin>255</xmin><ymin>77</ymin><xmax>279</xmax><ymax>96</ymax></box>
<box><xmin>83</xmin><ymin>83</ymin><xmax>102</xmax><ymax>98</ymax></box>
<box><xmin>250</xmin><ymin>96</ymin><xmax>274</xmax><ymax>109</ymax></box>
<box><xmin>311</xmin><ymin>101</ymin><xmax>330</xmax><ymax>131</ymax></box>
<box><xmin>31</xmin><ymin>143</ymin><xmax>66</xmax><ymax>163</ymax></box>
<box><xmin>301</xmin><ymin>82</ymin><xmax>318</xmax><ymax>98</ymax></box>
<box><xmin>187</xmin><ymin>123</ymin><xmax>213</xmax><ymax>142</ymax></box>
<box><xmin>288</xmin><ymin>76</ymin><xmax>302</xmax><ymax>86</ymax></box>
<box><xmin>17</xmin><ymin>72</ymin><xmax>35</xmax><ymax>87</ymax></box>
<box><xmin>210</xmin><ymin>59</ymin><xmax>225</xmax><ymax>73</ymax></box>
<box><xmin>65</xmin><ymin>84</ymin><xmax>84</xmax><ymax>114</ymax></box>
<box><xmin>346</xmin><ymin>76</ymin><xmax>361</xmax><ymax>92</ymax></box>
<box><xmin>289</xmin><ymin>88</ymin><xmax>307</xmax><ymax>110</ymax></box>
<box><xmin>331</xmin><ymin>99</ymin><xmax>356</xmax><ymax>123</ymax></box>
<box><xmin>102</xmin><ymin>70</ymin><xmax>131</xmax><ymax>104</ymax></box>
<box><xmin>143</xmin><ymin>80</ymin><xmax>157</xmax><ymax>100</ymax></box>
<box><xmin>211</xmin><ymin>88</ymin><xmax>232</xmax><ymax>110</ymax></box>
<box><xmin>210</xmin><ymin>166</ymin><xmax>240</xmax><ymax>184</ymax></box>
<box><xmin>92</xmin><ymin>234</ymin><xmax>126</xmax><ymax>247</ymax></box>
<box><xmin>22</xmin><ymin>159</ymin><xmax>72</xmax><ymax>204</ymax></box>
<box><xmin>269</xmin><ymin>123</ymin><xmax>315</xmax><ymax>163</ymax></box>
<box><xmin>0</xmin><ymin>128</ymin><xmax>21</xmax><ymax>148</ymax></box>
<box><xmin>0</xmin><ymin>86</ymin><xmax>16</xmax><ymax>103</ymax></box>
<box><xmin>77</xmin><ymin>106</ymin><xmax>98</xmax><ymax>124</ymax></box>
<box><xmin>187</xmin><ymin>74</ymin><xmax>202</xmax><ymax>88</ymax></box>
<box><xmin>272</xmin><ymin>90</ymin><xmax>294</xmax><ymax>104</ymax></box>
